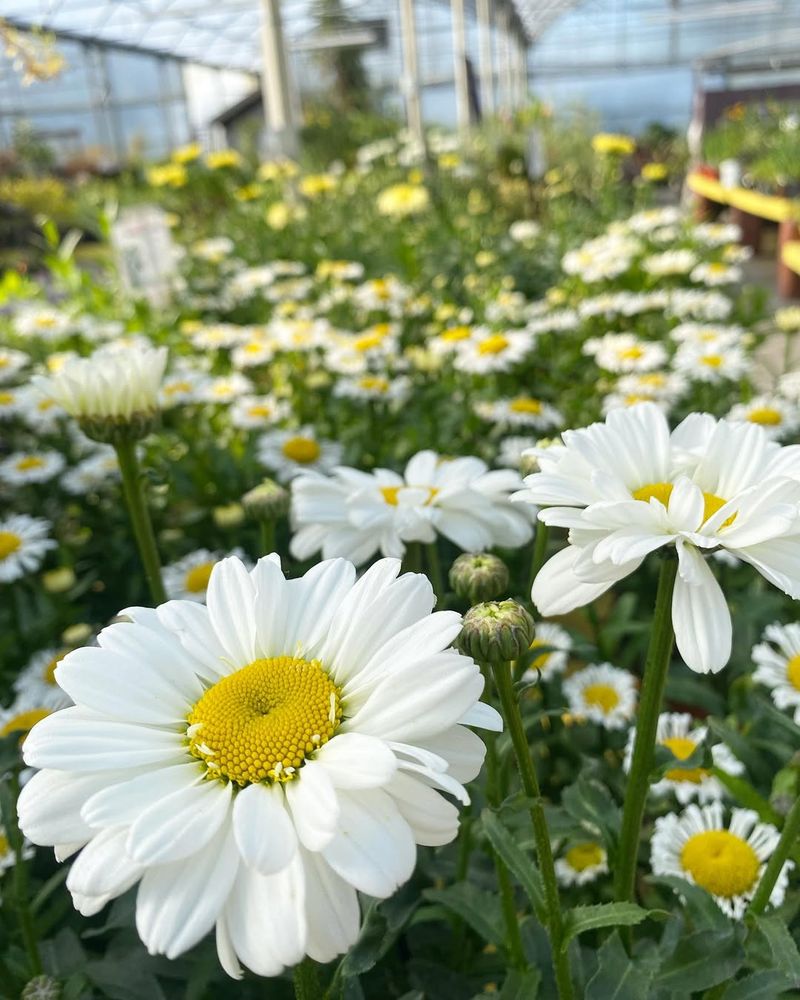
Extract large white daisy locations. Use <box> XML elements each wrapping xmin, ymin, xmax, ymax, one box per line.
<box><xmin>291</xmin><ymin>451</ymin><xmax>534</xmax><ymax>566</ymax></box>
<box><xmin>514</xmin><ymin>403</ymin><xmax>800</xmax><ymax>674</ymax></box>
<box><xmin>18</xmin><ymin>555</ymin><xmax>499</xmax><ymax>976</ymax></box>
<box><xmin>651</xmin><ymin>802</ymin><xmax>791</xmax><ymax>919</ymax></box>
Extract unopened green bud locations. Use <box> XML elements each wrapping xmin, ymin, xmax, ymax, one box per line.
<box><xmin>770</xmin><ymin>792</ymin><xmax>795</xmax><ymax>818</ymax></box>
<box><xmin>449</xmin><ymin>552</ymin><xmax>509</xmax><ymax>604</ymax></box>
<box><xmin>458</xmin><ymin>600</ymin><xmax>535</xmax><ymax>663</ymax></box>
<box><xmin>242</xmin><ymin>478</ymin><xmax>290</xmax><ymax>520</ymax></box>
<box><xmin>22</xmin><ymin>976</ymin><xmax>61</xmax><ymax>1000</ymax></box>
<box><xmin>78</xmin><ymin>411</ymin><xmax>160</xmax><ymax>445</ymax></box>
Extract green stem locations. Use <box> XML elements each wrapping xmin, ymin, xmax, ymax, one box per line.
<box><xmin>293</xmin><ymin>957</ymin><xmax>321</xmax><ymax>1000</ymax></box>
<box><xmin>2</xmin><ymin>774</ymin><xmax>41</xmax><ymax>975</ymax></box>
<box><xmin>528</xmin><ymin>522</ymin><xmax>549</xmax><ymax>596</ymax></box>
<box><xmin>114</xmin><ymin>439</ymin><xmax>166</xmax><ymax>605</ymax></box>
<box><xmin>614</xmin><ymin>556</ymin><xmax>677</xmax><ymax>906</ymax></box>
<box><xmin>260</xmin><ymin>517</ymin><xmax>276</xmax><ymax>557</ymax></box>
<box><xmin>491</xmin><ymin>661</ymin><xmax>574</xmax><ymax>1000</ymax></box>
<box><xmin>747</xmin><ymin>792</ymin><xmax>800</xmax><ymax>916</ymax></box>
<box><xmin>425</xmin><ymin>542</ymin><xmax>446</xmax><ymax>606</ymax></box>
<box><xmin>482</xmin><ymin>667</ymin><xmax>525</xmax><ymax>968</ymax></box>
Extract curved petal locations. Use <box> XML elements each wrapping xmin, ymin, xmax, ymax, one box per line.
<box><xmin>301</xmin><ymin>847</ymin><xmax>360</xmax><ymax>964</ymax></box>
<box><xmin>206</xmin><ymin>557</ymin><xmax>256</xmax><ymax>666</ymax></box>
<box><xmin>232</xmin><ymin>783</ymin><xmax>297</xmax><ymax>875</ymax></box>
<box><xmin>284</xmin><ymin>761</ymin><xmax>340</xmax><ymax>851</ymax></box>
<box><xmin>672</xmin><ymin>545</ymin><xmax>732</xmax><ymax>674</ymax></box>
<box><xmin>126</xmin><ymin>779</ymin><xmax>232</xmax><ymax>865</ymax></box>
<box><xmin>315</xmin><ymin>733</ymin><xmax>397</xmax><ymax>789</ymax></box>
<box><xmin>532</xmin><ymin>545</ymin><xmax>633</xmax><ymax>616</ymax></box>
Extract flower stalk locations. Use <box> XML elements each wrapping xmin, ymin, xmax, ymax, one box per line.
<box><xmin>114</xmin><ymin>439</ymin><xmax>166</xmax><ymax>605</ymax></box>
<box><xmin>747</xmin><ymin>791</ymin><xmax>800</xmax><ymax>916</ymax></box>
<box><xmin>293</xmin><ymin>957</ymin><xmax>321</xmax><ymax>1000</ymax></box>
<box><xmin>614</xmin><ymin>555</ymin><xmax>678</xmax><ymax>906</ymax></box>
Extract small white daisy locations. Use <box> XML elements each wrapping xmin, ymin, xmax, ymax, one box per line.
<box><xmin>229</xmin><ymin>395</ymin><xmax>289</xmax><ymax>431</ymax></box>
<box><xmin>624</xmin><ymin>713</ymin><xmax>743</xmax><ymax>804</ymax></box>
<box><xmin>0</xmin><ymin>386</ymin><xmax>22</xmax><ymax>420</ymax></box>
<box><xmin>496</xmin><ymin>436</ymin><xmax>539</xmax><ymax>470</ymax></box>
<box><xmin>651</xmin><ymin>802</ymin><xmax>791</xmax><ymax>919</ymax></box>
<box><xmin>13</xmin><ymin>648</ymin><xmax>73</xmax><ymax>710</ymax></box>
<box><xmin>258</xmin><ymin>427</ymin><xmax>343</xmax><ymax>483</ymax></box>
<box><xmin>163</xmin><ymin>548</ymin><xmax>249</xmax><ymax>603</ymax></box>
<box><xmin>0</xmin><ymin>347</ymin><xmax>29</xmax><ymax>384</ymax></box>
<box><xmin>726</xmin><ymin>396</ymin><xmax>799</xmax><ymax>441</ymax></box>
<box><xmin>453</xmin><ymin>330</ymin><xmax>533</xmax><ymax>374</ymax></box>
<box><xmin>334</xmin><ymin>374</ymin><xmax>411</xmax><ymax>404</ymax></box>
<box><xmin>0</xmin><ymin>515</ymin><xmax>56</xmax><ymax>582</ymax></box>
<box><xmin>562</xmin><ymin>663</ymin><xmax>637</xmax><ymax>730</ymax></box>
<box><xmin>753</xmin><ymin>622</ymin><xmax>800</xmax><ymax>723</ymax></box>
<box><xmin>555</xmin><ymin>842</ymin><xmax>609</xmax><ymax>886</ymax></box>
<box><xmin>673</xmin><ymin>342</ymin><xmax>750</xmax><ymax>383</ymax></box>
<box><xmin>200</xmin><ymin>374</ymin><xmax>254</xmax><ymax>405</ymax></box>
<box><xmin>643</xmin><ymin>250</ymin><xmax>698</xmax><ymax>277</ymax></box>
<box><xmin>583</xmin><ymin>333</ymin><xmax>667</xmax><ymax>374</ymax></box>
<box><xmin>690</xmin><ymin>262</ymin><xmax>741</xmax><ymax>287</ymax></box>
<box><xmin>474</xmin><ymin>397</ymin><xmax>564</xmax><ymax>431</ymax></box>
<box><xmin>0</xmin><ymin>451</ymin><xmax>66</xmax><ymax>486</ymax></box>
<box><xmin>524</xmin><ymin>622</ymin><xmax>572</xmax><ymax>682</ymax></box>
<box><xmin>61</xmin><ymin>449</ymin><xmax>120</xmax><ymax>496</ymax></box>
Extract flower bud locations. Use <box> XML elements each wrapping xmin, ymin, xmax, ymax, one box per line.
<box><xmin>242</xmin><ymin>478</ymin><xmax>290</xmax><ymax>520</ymax></box>
<box><xmin>42</xmin><ymin>566</ymin><xmax>75</xmax><ymax>593</ymax></box>
<box><xmin>22</xmin><ymin>976</ymin><xmax>61</xmax><ymax>1000</ymax></box>
<box><xmin>213</xmin><ymin>502</ymin><xmax>245</xmax><ymax>528</ymax></box>
<box><xmin>457</xmin><ymin>600</ymin><xmax>536</xmax><ymax>663</ymax></box>
<box><xmin>62</xmin><ymin>623</ymin><xmax>92</xmax><ymax>645</ymax></box>
<box><xmin>449</xmin><ymin>553</ymin><xmax>509</xmax><ymax>604</ymax></box>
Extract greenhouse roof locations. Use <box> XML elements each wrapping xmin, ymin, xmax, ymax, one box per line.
<box><xmin>1</xmin><ymin>0</ymin><xmax>569</xmax><ymax>72</ymax></box>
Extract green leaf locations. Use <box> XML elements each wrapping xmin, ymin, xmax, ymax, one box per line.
<box><xmin>500</xmin><ymin>968</ymin><xmax>541</xmax><ymax>999</ymax></box>
<box><xmin>647</xmin><ymin>874</ymin><xmax>730</xmax><ymax>931</ymax></box>
<box><xmin>481</xmin><ymin>808</ymin><xmax>545</xmax><ymax>915</ymax></box>
<box><xmin>562</xmin><ymin>902</ymin><xmax>663</xmax><ymax>951</ymax></box>
<box><xmin>665</xmin><ymin>671</ymin><xmax>726</xmax><ymax>715</ymax></box>
<box><xmin>422</xmin><ymin>883</ymin><xmax>505</xmax><ymax>947</ymax></box>
<box><xmin>722</xmin><ymin>971</ymin><xmax>794</xmax><ymax>999</ymax></box>
<box><xmin>656</xmin><ymin>928</ymin><xmax>744</xmax><ymax>992</ymax></box>
<box><xmin>752</xmin><ymin>915</ymin><xmax>800</xmax><ymax>986</ymax></box>
<box><xmin>710</xmin><ymin>768</ymin><xmax>781</xmax><ymax>826</ymax></box>
<box><xmin>585</xmin><ymin>931</ymin><xmax>654</xmax><ymax>1000</ymax></box>
<box><xmin>561</xmin><ymin>774</ymin><xmax>620</xmax><ymax>846</ymax></box>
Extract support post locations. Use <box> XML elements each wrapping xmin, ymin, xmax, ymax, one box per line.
<box><xmin>451</xmin><ymin>0</ymin><xmax>470</xmax><ymax>132</ymax></box>
<box><xmin>398</xmin><ymin>0</ymin><xmax>424</xmax><ymax>145</ymax></box>
<box><xmin>260</xmin><ymin>0</ymin><xmax>298</xmax><ymax>159</ymax></box>
<box><xmin>477</xmin><ymin>0</ymin><xmax>495</xmax><ymax>115</ymax></box>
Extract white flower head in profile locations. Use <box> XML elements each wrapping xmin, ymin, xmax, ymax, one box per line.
<box><xmin>514</xmin><ymin>403</ymin><xmax>800</xmax><ymax>674</ymax></box>
<box><xmin>18</xmin><ymin>555</ymin><xmax>500</xmax><ymax>976</ymax></box>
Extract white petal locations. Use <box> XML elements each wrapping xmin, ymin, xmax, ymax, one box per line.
<box><xmin>387</xmin><ymin>771</ymin><xmax>460</xmax><ymax>846</ymax></box>
<box><xmin>284</xmin><ymin>760</ymin><xmax>340</xmax><ymax>851</ymax></box>
<box><xmin>18</xmin><ymin>769</ymin><xmax>117</xmax><ymax>847</ymax></box>
<box><xmin>315</xmin><ymin>733</ymin><xmax>397</xmax><ymax>789</ymax></box>
<box><xmin>532</xmin><ymin>546</ymin><xmax>621</xmax><ymax>616</ymax></box>
<box><xmin>135</xmin><ymin>817</ymin><xmax>239</xmax><ymax>959</ymax></box>
<box><xmin>81</xmin><ymin>762</ymin><xmax>204</xmax><ymax>828</ymax></box>
<box><xmin>206</xmin><ymin>557</ymin><xmax>256</xmax><ymax>666</ymax></box>
<box><xmin>419</xmin><ymin>725</ymin><xmax>488</xmax><ymax>782</ymax></box>
<box><xmin>672</xmin><ymin>546</ymin><xmax>732</xmax><ymax>674</ymax></box>
<box><xmin>301</xmin><ymin>847</ymin><xmax>360</xmax><ymax>964</ymax></box>
<box><xmin>67</xmin><ymin>827</ymin><xmax>144</xmax><ymax>906</ymax></box>
<box><xmin>232</xmin><ymin>783</ymin><xmax>297</xmax><ymax>875</ymax></box>
<box><xmin>127</xmin><ymin>778</ymin><xmax>232</xmax><ymax>865</ymax></box>
<box><xmin>459</xmin><ymin>701</ymin><xmax>503</xmax><ymax>732</ymax></box>
<box><xmin>321</xmin><ymin>788</ymin><xmax>416</xmax><ymax>897</ymax></box>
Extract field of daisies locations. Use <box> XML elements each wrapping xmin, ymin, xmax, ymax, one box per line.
<box><xmin>3</xmin><ymin>124</ymin><xmax>800</xmax><ymax>1000</ymax></box>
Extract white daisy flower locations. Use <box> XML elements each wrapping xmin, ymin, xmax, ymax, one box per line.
<box><xmin>643</xmin><ymin>250</ymin><xmax>698</xmax><ymax>277</ymax></box>
<box><xmin>163</xmin><ymin>548</ymin><xmax>250</xmax><ymax>603</ymax></box>
<box><xmin>496</xmin><ymin>436</ymin><xmax>539</xmax><ymax>470</ymax></box>
<box><xmin>515</xmin><ymin>403</ymin><xmax>800</xmax><ymax>674</ymax></box>
<box><xmin>0</xmin><ymin>514</ymin><xmax>56</xmax><ymax>582</ymax></box>
<box><xmin>562</xmin><ymin>663</ymin><xmax>636</xmax><ymax>730</ymax></box>
<box><xmin>555</xmin><ymin>842</ymin><xmax>608</xmax><ymax>886</ymax></box>
<box><xmin>509</xmin><ymin>220</ymin><xmax>541</xmax><ymax>243</ymax></box>
<box><xmin>691</xmin><ymin>262</ymin><xmax>742</xmax><ymax>287</ymax></box>
<box><xmin>14</xmin><ymin>305</ymin><xmax>74</xmax><ymax>341</ymax></box>
<box><xmin>290</xmin><ymin>451</ymin><xmax>534</xmax><ymax>566</ymax></box>
<box><xmin>624</xmin><ymin>713</ymin><xmax>743</xmax><ymax>804</ymax></box>
<box><xmin>667</xmin><ymin>289</ymin><xmax>732</xmax><ymax>322</ymax></box>
<box><xmin>61</xmin><ymin>449</ymin><xmax>120</xmax><ymax>496</ymax></box>
<box><xmin>227</xmin><ymin>266</ymin><xmax>276</xmax><ymax>301</ymax></box>
<box><xmin>474</xmin><ymin>397</ymin><xmax>564</xmax><ymax>431</ymax></box>
<box><xmin>651</xmin><ymin>802</ymin><xmax>791</xmax><ymax>919</ymax></box>
<box><xmin>673</xmin><ymin>342</ymin><xmax>750</xmax><ymax>383</ymax></box>
<box><xmin>229</xmin><ymin>395</ymin><xmax>289</xmax><ymax>430</ymax></box>
<box><xmin>34</xmin><ymin>346</ymin><xmax>167</xmax><ymax>423</ymax></box>
<box><xmin>334</xmin><ymin>374</ymin><xmax>411</xmax><ymax>404</ymax></box>
<box><xmin>625</xmin><ymin>207</ymin><xmax>682</xmax><ymax>233</ymax></box>
<box><xmin>191</xmin><ymin>237</ymin><xmax>235</xmax><ymax>262</ymax></box>
<box><xmin>231</xmin><ymin>337</ymin><xmax>277</xmax><ymax>370</ymax></box>
<box><xmin>200</xmin><ymin>374</ymin><xmax>254</xmax><ymax>405</ymax></box>
<box><xmin>13</xmin><ymin>648</ymin><xmax>73</xmax><ymax>710</ymax></box>
<box><xmin>16</xmin><ymin>385</ymin><xmax>66</xmax><ymax>432</ymax></box>
<box><xmin>0</xmin><ymin>386</ymin><xmax>22</xmax><ymax>420</ymax></box>
<box><xmin>752</xmin><ymin>622</ymin><xmax>800</xmax><ymax>723</ymax></box>
<box><xmin>692</xmin><ymin>222</ymin><xmax>742</xmax><ymax>247</ymax></box>
<box><xmin>271</xmin><ymin>319</ymin><xmax>329</xmax><ymax>353</ymax></box>
<box><xmin>258</xmin><ymin>427</ymin><xmax>343</xmax><ymax>483</ymax></box>
<box><xmin>615</xmin><ymin>372</ymin><xmax>686</xmax><ymax>402</ymax></box>
<box><xmin>0</xmin><ymin>347</ymin><xmax>29</xmax><ymax>383</ymax></box>
<box><xmin>668</xmin><ymin>322</ymin><xmax>744</xmax><ymax>349</ymax></box>
<box><xmin>160</xmin><ymin>371</ymin><xmax>209</xmax><ymax>408</ymax></box>
<box><xmin>726</xmin><ymin>396</ymin><xmax>799</xmax><ymax>441</ymax></box>
<box><xmin>583</xmin><ymin>333</ymin><xmax>667</xmax><ymax>374</ymax></box>
<box><xmin>524</xmin><ymin>622</ymin><xmax>572</xmax><ymax>682</ymax></box>
<box><xmin>189</xmin><ymin>324</ymin><xmax>246</xmax><ymax>351</ymax></box>
<box><xmin>352</xmin><ymin>276</ymin><xmax>410</xmax><ymax>315</ymax></box>
<box><xmin>453</xmin><ymin>330</ymin><xmax>534</xmax><ymax>374</ymax></box>
<box><xmin>18</xmin><ymin>555</ymin><xmax>499</xmax><ymax>974</ymax></box>
<box><xmin>0</xmin><ymin>451</ymin><xmax>65</xmax><ymax>486</ymax></box>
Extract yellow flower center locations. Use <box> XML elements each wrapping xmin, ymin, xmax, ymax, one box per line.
<box><xmin>509</xmin><ymin>397</ymin><xmax>543</xmax><ymax>415</ymax></box>
<box><xmin>680</xmin><ymin>830</ymin><xmax>760</xmax><ymax>898</ymax></box>
<box><xmin>442</xmin><ymin>326</ymin><xmax>472</xmax><ymax>342</ymax></box>
<box><xmin>529</xmin><ymin>638</ymin><xmax>551</xmax><ymax>671</ymax></box>
<box><xmin>281</xmin><ymin>437</ymin><xmax>321</xmax><ymax>463</ymax></box>
<box><xmin>582</xmin><ymin>683</ymin><xmax>620</xmax><ymax>713</ymax></box>
<box><xmin>187</xmin><ymin>656</ymin><xmax>341</xmax><ymax>785</ymax></box>
<box><xmin>380</xmin><ymin>485</ymin><xmax>439</xmax><ymax>506</ymax></box>
<box><xmin>0</xmin><ymin>391</ymin><xmax>14</xmax><ymax>405</ymax></box>
<box><xmin>353</xmin><ymin>333</ymin><xmax>384</xmax><ymax>352</ymax></box>
<box><xmin>640</xmin><ymin>373</ymin><xmax>667</xmax><ymax>387</ymax></box>
<box><xmin>16</xmin><ymin>456</ymin><xmax>45</xmax><ymax>471</ymax></box>
<box><xmin>786</xmin><ymin>654</ymin><xmax>800</xmax><ymax>691</ymax></box>
<box><xmin>1</xmin><ymin>707</ymin><xmax>51</xmax><ymax>739</ymax></box>
<box><xmin>0</xmin><ymin>531</ymin><xmax>22</xmax><ymax>560</ymax></box>
<box><xmin>164</xmin><ymin>381</ymin><xmax>192</xmax><ymax>396</ymax></box>
<box><xmin>747</xmin><ymin>407</ymin><xmax>782</xmax><ymax>426</ymax></box>
<box><xmin>619</xmin><ymin>346</ymin><xmax>644</xmax><ymax>361</ymax></box>
<box><xmin>565</xmin><ymin>842</ymin><xmax>604</xmax><ymax>871</ymax></box>
<box><xmin>247</xmin><ymin>404</ymin><xmax>273</xmax><ymax>418</ymax></box>
<box><xmin>478</xmin><ymin>334</ymin><xmax>510</xmax><ymax>356</ymax></box>
<box><xmin>358</xmin><ymin>376</ymin><xmax>389</xmax><ymax>392</ymax></box>
<box><xmin>42</xmin><ymin>653</ymin><xmax>63</xmax><ymax>685</ymax></box>
<box><xmin>0</xmin><ymin>833</ymin><xmax>8</xmax><ymax>856</ymax></box>
<box><xmin>36</xmin><ymin>316</ymin><xmax>57</xmax><ymax>328</ymax></box>
<box><xmin>700</xmin><ymin>354</ymin><xmax>723</xmax><ymax>368</ymax></box>
<box><xmin>708</xmin><ymin>263</ymin><xmax>727</xmax><ymax>273</ymax></box>
<box><xmin>184</xmin><ymin>561</ymin><xmax>215</xmax><ymax>594</ymax></box>
<box><xmin>661</xmin><ymin>735</ymin><xmax>708</xmax><ymax>783</ymax></box>
<box><xmin>633</xmin><ymin>482</ymin><xmax>733</xmax><ymax>526</ymax></box>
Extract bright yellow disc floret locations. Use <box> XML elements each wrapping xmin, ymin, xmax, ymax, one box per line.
<box><xmin>681</xmin><ymin>830</ymin><xmax>760</xmax><ymax>898</ymax></box>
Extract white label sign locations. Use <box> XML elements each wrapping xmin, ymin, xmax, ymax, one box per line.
<box><xmin>111</xmin><ymin>205</ymin><xmax>178</xmax><ymax>308</ymax></box>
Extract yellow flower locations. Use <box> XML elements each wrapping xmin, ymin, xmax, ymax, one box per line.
<box><xmin>592</xmin><ymin>132</ymin><xmax>636</xmax><ymax>156</ymax></box>
<box><xmin>437</xmin><ymin>152</ymin><xmax>461</xmax><ymax>170</ymax></box>
<box><xmin>205</xmin><ymin>149</ymin><xmax>242</xmax><ymax>170</ymax></box>
<box><xmin>475</xmin><ymin>251</ymin><xmax>496</xmax><ymax>268</ymax></box>
<box><xmin>299</xmin><ymin>173</ymin><xmax>337</xmax><ymax>198</ymax></box>
<box><xmin>146</xmin><ymin>163</ymin><xmax>187</xmax><ymax>188</ymax></box>
<box><xmin>641</xmin><ymin>162</ymin><xmax>669</xmax><ymax>182</ymax></box>
<box><xmin>257</xmin><ymin>158</ymin><xmax>299</xmax><ymax>181</ymax></box>
<box><xmin>408</xmin><ymin>168</ymin><xmax>424</xmax><ymax>185</ymax></box>
<box><xmin>376</xmin><ymin>183</ymin><xmax>430</xmax><ymax>218</ymax></box>
<box><xmin>171</xmin><ymin>142</ymin><xmax>202</xmax><ymax>164</ymax></box>
<box><xmin>234</xmin><ymin>184</ymin><xmax>263</xmax><ymax>202</ymax></box>
<box><xmin>265</xmin><ymin>201</ymin><xmax>305</xmax><ymax>230</ymax></box>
